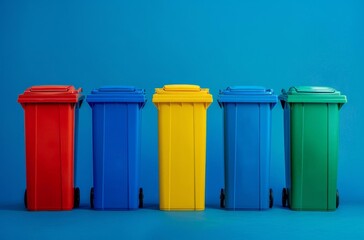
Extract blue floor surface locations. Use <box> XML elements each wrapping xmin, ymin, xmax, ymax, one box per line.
<box><xmin>0</xmin><ymin>203</ymin><xmax>363</xmax><ymax>239</ymax></box>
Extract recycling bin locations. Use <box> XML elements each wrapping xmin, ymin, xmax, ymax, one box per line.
<box><xmin>279</xmin><ymin>86</ymin><xmax>347</xmax><ymax>211</ymax></box>
<box><xmin>218</xmin><ymin>86</ymin><xmax>277</xmax><ymax>210</ymax></box>
<box><xmin>87</xmin><ymin>86</ymin><xmax>146</xmax><ymax>210</ymax></box>
<box><xmin>152</xmin><ymin>84</ymin><xmax>213</xmax><ymax>211</ymax></box>
<box><xmin>18</xmin><ymin>85</ymin><xmax>84</xmax><ymax>211</ymax></box>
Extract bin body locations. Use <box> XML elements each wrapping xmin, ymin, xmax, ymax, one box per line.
<box><xmin>153</xmin><ymin>85</ymin><xmax>212</xmax><ymax>211</ymax></box>
<box><xmin>87</xmin><ymin>86</ymin><xmax>146</xmax><ymax>210</ymax></box>
<box><xmin>280</xmin><ymin>86</ymin><xmax>347</xmax><ymax>211</ymax></box>
<box><xmin>18</xmin><ymin>85</ymin><xmax>84</xmax><ymax>211</ymax></box>
<box><xmin>218</xmin><ymin>86</ymin><xmax>277</xmax><ymax>210</ymax></box>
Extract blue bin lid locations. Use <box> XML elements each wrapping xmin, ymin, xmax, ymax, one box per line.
<box><xmin>86</xmin><ymin>86</ymin><xmax>147</xmax><ymax>107</ymax></box>
<box><xmin>218</xmin><ymin>86</ymin><xmax>278</xmax><ymax>108</ymax></box>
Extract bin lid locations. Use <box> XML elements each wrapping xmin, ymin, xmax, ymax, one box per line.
<box><xmin>218</xmin><ymin>86</ymin><xmax>278</xmax><ymax>107</ymax></box>
<box><xmin>18</xmin><ymin>85</ymin><xmax>84</xmax><ymax>103</ymax></box>
<box><xmin>279</xmin><ymin>86</ymin><xmax>347</xmax><ymax>104</ymax></box>
<box><xmin>86</xmin><ymin>86</ymin><xmax>147</xmax><ymax>106</ymax></box>
<box><xmin>152</xmin><ymin>84</ymin><xmax>213</xmax><ymax>105</ymax></box>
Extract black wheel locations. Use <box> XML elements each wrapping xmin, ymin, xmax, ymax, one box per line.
<box><xmin>282</xmin><ymin>188</ymin><xmax>288</xmax><ymax>208</ymax></box>
<box><xmin>220</xmin><ymin>188</ymin><xmax>225</xmax><ymax>208</ymax></box>
<box><xmin>90</xmin><ymin>187</ymin><xmax>94</xmax><ymax>209</ymax></box>
<box><xmin>269</xmin><ymin>188</ymin><xmax>274</xmax><ymax>208</ymax></box>
<box><xmin>336</xmin><ymin>190</ymin><xmax>339</xmax><ymax>209</ymax></box>
<box><xmin>24</xmin><ymin>190</ymin><xmax>27</xmax><ymax>209</ymax></box>
<box><xmin>138</xmin><ymin>188</ymin><xmax>144</xmax><ymax>208</ymax></box>
<box><xmin>74</xmin><ymin>187</ymin><xmax>80</xmax><ymax>208</ymax></box>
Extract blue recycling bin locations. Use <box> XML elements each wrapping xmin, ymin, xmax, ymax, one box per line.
<box><xmin>87</xmin><ymin>86</ymin><xmax>146</xmax><ymax>210</ymax></box>
<box><xmin>218</xmin><ymin>86</ymin><xmax>277</xmax><ymax>210</ymax></box>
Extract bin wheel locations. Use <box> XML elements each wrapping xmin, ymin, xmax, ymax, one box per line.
<box><xmin>282</xmin><ymin>188</ymin><xmax>288</xmax><ymax>208</ymax></box>
<box><xmin>269</xmin><ymin>188</ymin><xmax>274</xmax><ymax>208</ymax></box>
<box><xmin>24</xmin><ymin>190</ymin><xmax>27</xmax><ymax>209</ymax></box>
<box><xmin>74</xmin><ymin>187</ymin><xmax>80</xmax><ymax>208</ymax></box>
<box><xmin>139</xmin><ymin>188</ymin><xmax>144</xmax><ymax>208</ymax></box>
<box><xmin>90</xmin><ymin>187</ymin><xmax>94</xmax><ymax>209</ymax></box>
<box><xmin>336</xmin><ymin>190</ymin><xmax>339</xmax><ymax>209</ymax></box>
<box><xmin>220</xmin><ymin>188</ymin><xmax>225</xmax><ymax>208</ymax></box>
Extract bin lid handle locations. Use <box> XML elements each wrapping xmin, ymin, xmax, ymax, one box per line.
<box><xmin>98</xmin><ymin>86</ymin><xmax>136</xmax><ymax>92</ymax></box>
<box><xmin>227</xmin><ymin>86</ymin><xmax>266</xmax><ymax>92</ymax></box>
<box><xmin>291</xmin><ymin>86</ymin><xmax>336</xmax><ymax>93</ymax></box>
<box><xmin>163</xmin><ymin>84</ymin><xmax>200</xmax><ymax>92</ymax></box>
<box><xmin>30</xmin><ymin>86</ymin><xmax>72</xmax><ymax>92</ymax></box>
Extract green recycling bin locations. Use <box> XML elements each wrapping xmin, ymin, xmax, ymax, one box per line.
<box><xmin>279</xmin><ymin>86</ymin><xmax>347</xmax><ymax>211</ymax></box>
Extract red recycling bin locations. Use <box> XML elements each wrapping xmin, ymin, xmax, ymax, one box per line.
<box><xmin>18</xmin><ymin>86</ymin><xmax>84</xmax><ymax>210</ymax></box>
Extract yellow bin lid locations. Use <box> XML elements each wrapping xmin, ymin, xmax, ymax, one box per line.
<box><xmin>152</xmin><ymin>84</ymin><xmax>213</xmax><ymax>106</ymax></box>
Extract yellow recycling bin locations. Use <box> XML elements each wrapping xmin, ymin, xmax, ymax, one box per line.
<box><xmin>153</xmin><ymin>84</ymin><xmax>213</xmax><ymax>211</ymax></box>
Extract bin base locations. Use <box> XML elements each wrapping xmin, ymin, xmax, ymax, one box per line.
<box><xmin>24</xmin><ymin>187</ymin><xmax>79</xmax><ymax>211</ymax></box>
<box><xmin>282</xmin><ymin>187</ymin><xmax>339</xmax><ymax>211</ymax></box>
<box><xmin>159</xmin><ymin>208</ymin><xmax>205</xmax><ymax>211</ymax></box>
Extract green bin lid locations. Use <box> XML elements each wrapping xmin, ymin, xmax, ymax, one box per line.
<box><xmin>279</xmin><ymin>86</ymin><xmax>347</xmax><ymax>105</ymax></box>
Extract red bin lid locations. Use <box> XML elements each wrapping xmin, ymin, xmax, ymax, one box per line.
<box><xmin>18</xmin><ymin>85</ymin><xmax>84</xmax><ymax>103</ymax></box>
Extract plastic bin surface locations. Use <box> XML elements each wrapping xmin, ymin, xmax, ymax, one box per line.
<box><xmin>87</xmin><ymin>86</ymin><xmax>146</xmax><ymax>210</ymax></box>
<box><xmin>279</xmin><ymin>86</ymin><xmax>347</xmax><ymax>211</ymax></box>
<box><xmin>18</xmin><ymin>85</ymin><xmax>84</xmax><ymax>211</ymax></box>
<box><xmin>153</xmin><ymin>84</ymin><xmax>212</xmax><ymax>211</ymax></box>
<box><xmin>218</xmin><ymin>86</ymin><xmax>277</xmax><ymax>210</ymax></box>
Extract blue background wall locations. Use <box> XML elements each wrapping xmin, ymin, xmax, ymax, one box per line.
<box><xmin>0</xmin><ymin>0</ymin><xmax>363</xmax><ymax>208</ymax></box>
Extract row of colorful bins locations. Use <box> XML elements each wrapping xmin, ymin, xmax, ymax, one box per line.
<box><xmin>18</xmin><ymin>85</ymin><xmax>347</xmax><ymax>211</ymax></box>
